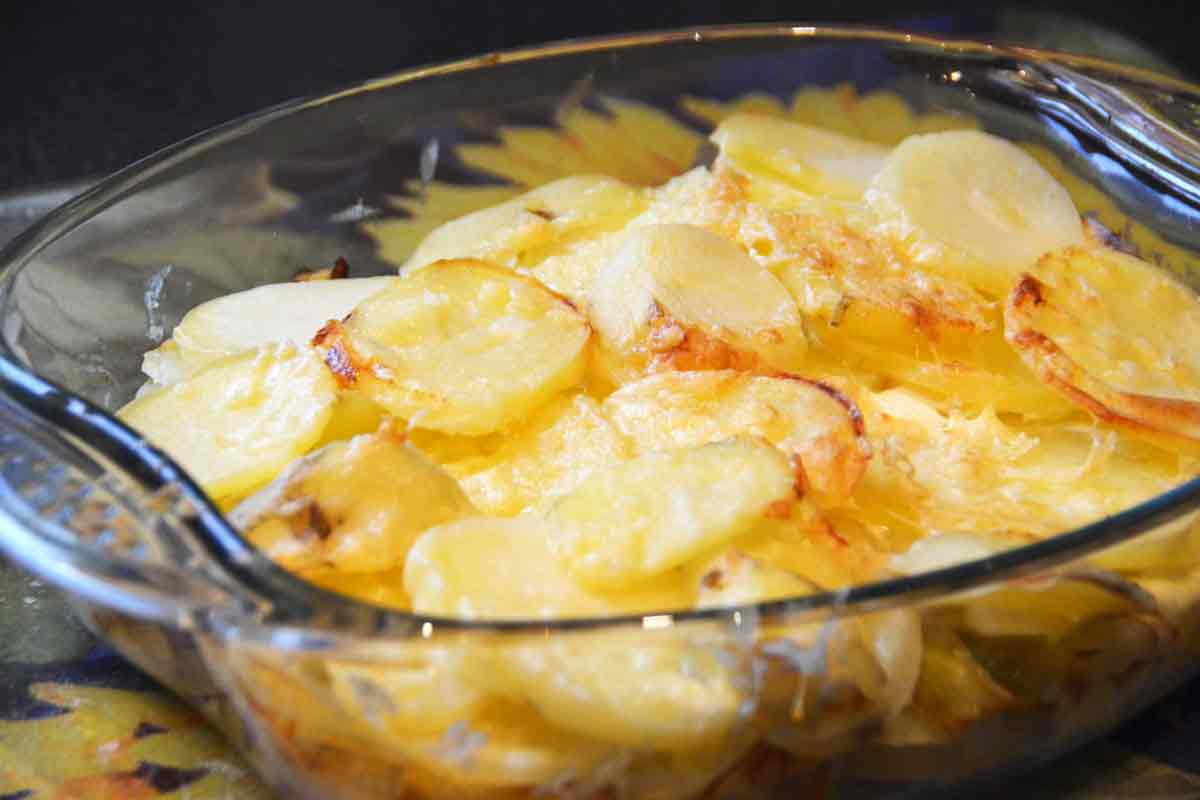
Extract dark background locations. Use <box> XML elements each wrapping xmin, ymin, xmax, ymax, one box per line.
<box><xmin>1</xmin><ymin>0</ymin><xmax>1197</xmax><ymax>189</ymax></box>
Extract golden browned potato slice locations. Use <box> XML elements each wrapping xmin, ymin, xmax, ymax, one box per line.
<box><xmin>230</xmin><ymin>424</ymin><xmax>475</xmax><ymax>574</ymax></box>
<box><xmin>587</xmin><ymin>223</ymin><xmax>807</xmax><ymax>377</ymax></box>
<box><xmin>601</xmin><ymin>370</ymin><xmax>869</xmax><ymax>506</ymax></box>
<box><xmin>401</xmin><ymin>175</ymin><xmax>646</xmax><ymax>273</ymax></box>
<box><xmin>162</xmin><ymin>276</ymin><xmax>395</xmax><ymax>376</ymax></box>
<box><xmin>711</xmin><ymin>113</ymin><xmax>890</xmax><ymax>200</ymax></box>
<box><xmin>546</xmin><ymin>438</ymin><xmax>798</xmax><ymax>590</ymax></box>
<box><xmin>867</xmin><ymin>130</ymin><xmax>1083</xmax><ymax>296</ymax></box>
<box><xmin>313</xmin><ymin>259</ymin><xmax>590</xmax><ymax>435</ymax></box>
<box><xmin>700</xmin><ymin>168</ymin><xmax>1075</xmax><ymax>420</ymax></box>
<box><xmin>775</xmin><ymin>186</ymin><xmax>1058</xmax><ymax>421</ymax></box>
<box><xmin>1005</xmin><ymin>245</ymin><xmax>1200</xmax><ymax>445</ymax></box>
<box><xmin>118</xmin><ymin>343</ymin><xmax>336</xmax><ymax>503</ymax></box>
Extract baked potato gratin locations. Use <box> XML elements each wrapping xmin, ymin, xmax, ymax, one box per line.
<box><xmin>118</xmin><ymin>110</ymin><xmax>1200</xmax><ymax>795</ymax></box>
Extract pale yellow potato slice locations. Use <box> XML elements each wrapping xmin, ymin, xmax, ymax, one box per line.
<box><xmin>314</xmin><ymin>259</ymin><xmax>590</xmax><ymax>435</ymax></box>
<box><xmin>118</xmin><ymin>343</ymin><xmax>335</xmax><ymax>503</ymax></box>
<box><xmin>401</xmin><ymin>175</ymin><xmax>646</xmax><ymax>273</ymax></box>
<box><xmin>587</xmin><ymin>223</ymin><xmax>807</xmax><ymax>375</ymax></box>
<box><xmin>491</xmin><ymin>635</ymin><xmax>742</xmax><ymax>752</ymax></box>
<box><xmin>230</xmin><ymin>425</ymin><xmax>475</xmax><ymax>574</ymax></box>
<box><xmin>451</xmin><ymin>393</ymin><xmax>632</xmax><ymax>516</ymax></box>
<box><xmin>711</xmin><ymin>112</ymin><xmax>889</xmax><ymax>200</ymax></box>
<box><xmin>547</xmin><ymin>438</ymin><xmax>797</xmax><ymax>589</ymax></box>
<box><xmin>1006</xmin><ymin>245</ymin><xmax>1200</xmax><ymax>446</ymax></box>
<box><xmin>163</xmin><ymin>276</ymin><xmax>395</xmax><ymax>374</ymax></box>
<box><xmin>389</xmin><ymin>699</ymin><xmax>612</xmax><ymax>791</ymax></box>
<box><xmin>735</xmin><ymin>183</ymin><xmax>1076</xmax><ymax>420</ymax></box>
<box><xmin>326</xmin><ymin>645</ymin><xmax>485</xmax><ymax>736</ymax></box>
<box><xmin>602</xmin><ymin>370</ymin><xmax>869</xmax><ymax>506</ymax></box>
<box><xmin>404</xmin><ymin>516</ymin><xmax>691</xmax><ymax>620</ymax></box>
<box><xmin>867</xmin><ymin>130</ymin><xmax>1083</xmax><ymax>296</ymax></box>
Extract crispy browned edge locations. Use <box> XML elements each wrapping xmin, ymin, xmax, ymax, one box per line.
<box><xmin>1006</xmin><ymin>270</ymin><xmax>1200</xmax><ymax>446</ymax></box>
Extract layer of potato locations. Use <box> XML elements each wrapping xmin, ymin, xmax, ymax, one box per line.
<box><xmin>117</xmin><ymin>105</ymin><xmax>1200</xmax><ymax>771</ymax></box>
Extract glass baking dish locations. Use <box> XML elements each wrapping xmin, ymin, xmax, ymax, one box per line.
<box><xmin>3</xmin><ymin>25</ymin><xmax>1200</xmax><ymax>799</ymax></box>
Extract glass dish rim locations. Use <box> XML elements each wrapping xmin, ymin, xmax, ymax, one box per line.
<box><xmin>3</xmin><ymin>22</ymin><xmax>1200</xmax><ymax>641</ymax></box>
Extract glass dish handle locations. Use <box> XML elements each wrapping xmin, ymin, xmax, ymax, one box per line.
<box><xmin>0</xmin><ymin>358</ymin><xmax>349</xmax><ymax>631</ymax></box>
<box><xmin>0</xmin><ymin>396</ymin><xmax>256</xmax><ymax>626</ymax></box>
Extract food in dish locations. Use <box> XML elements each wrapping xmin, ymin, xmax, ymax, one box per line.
<box><xmin>117</xmin><ymin>94</ymin><xmax>1200</xmax><ymax>796</ymax></box>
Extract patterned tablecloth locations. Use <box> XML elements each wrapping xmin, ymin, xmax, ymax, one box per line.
<box><xmin>2</xmin><ymin>13</ymin><xmax>1200</xmax><ymax>799</ymax></box>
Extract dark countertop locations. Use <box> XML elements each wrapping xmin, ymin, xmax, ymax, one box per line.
<box><xmin>1</xmin><ymin>0</ymin><xmax>1197</xmax><ymax>188</ymax></box>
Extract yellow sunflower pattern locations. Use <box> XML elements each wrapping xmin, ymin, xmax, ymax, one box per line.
<box><xmin>0</xmin><ymin>682</ymin><xmax>270</xmax><ymax>799</ymax></box>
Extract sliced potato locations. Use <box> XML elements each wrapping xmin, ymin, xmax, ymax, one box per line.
<box><xmin>402</xmin><ymin>175</ymin><xmax>645</xmax><ymax>273</ymax></box>
<box><xmin>1006</xmin><ymin>245</ymin><xmax>1200</xmax><ymax>445</ymax></box>
<box><xmin>547</xmin><ymin>438</ymin><xmax>797</xmax><ymax>589</ymax></box>
<box><xmin>393</xmin><ymin>699</ymin><xmax>612</xmax><ymax>790</ymax></box>
<box><xmin>587</xmin><ymin>223</ymin><xmax>807</xmax><ymax>376</ymax></box>
<box><xmin>855</xmin><ymin>388</ymin><xmax>1188</xmax><ymax>538</ymax></box>
<box><xmin>165</xmin><ymin>276</ymin><xmax>395</xmax><ymax>374</ymax></box>
<box><xmin>451</xmin><ymin>393</ymin><xmax>631</xmax><ymax>516</ymax></box>
<box><xmin>326</xmin><ymin>646</ymin><xmax>485</xmax><ymax>736</ymax></box>
<box><xmin>867</xmin><ymin>130</ymin><xmax>1083</xmax><ymax>296</ymax></box>
<box><xmin>602</xmin><ymin>370</ymin><xmax>869</xmax><ymax>505</ymax></box>
<box><xmin>404</xmin><ymin>516</ymin><xmax>691</xmax><ymax>620</ymax></box>
<box><xmin>314</xmin><ymin>259</ymin><xmax>590</xmax><ymax>435</ymax></box>
<box><xmin>712</xmin><ymin>113</ymin><xmax>889</xmax><ymax>200</ymax></box>
<box><xmin>802</xmin><ymin>328</ymin><xmax>1077</xmax><ymax>421</ymax></box>
<box><xmin>705</xmin><ymin>173</ymin><xmax>1057</xmax><ymax>415</ymax></box>
<box><xmin>765</xmin><ymin>205</ymin><xmax>991</xmax><ymax>337</ymax></box>
<box><xmin>737</xmin><ymin>502</ymin><xmax>891</xmax><ymax>589</ymax></box>
<box><xmin>491</xmin><ymin>635</ymin><xmax>742</xmax><ymax>751</ymax></box>
<box><xmin>118</xmin><ymin>343</ymin><xmax>335</xmax><ymax>502</ymax></box>
<box><xmin>230</xmin><ymin>425</ymin><xmax>475</xmax><ymax>574</ymax></box>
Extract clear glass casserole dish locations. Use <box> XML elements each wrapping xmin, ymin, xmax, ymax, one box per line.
<box><xmin>3</xmin><ymin>24</ymin><xmax>1200</xmax><ymax>799</ymax></box>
